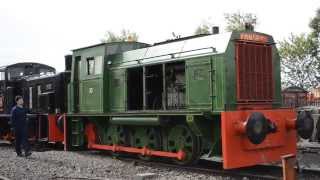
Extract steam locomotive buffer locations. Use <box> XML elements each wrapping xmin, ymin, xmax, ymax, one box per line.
<box><xmin>64</xmin><ymin>31</ymin><xmax>313</xmax><ymax>169</ymax></box>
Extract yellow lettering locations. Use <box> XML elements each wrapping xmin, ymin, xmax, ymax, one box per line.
<box><xmin>239</xmin><ymin>33</ymin><xmax>268</xmax><ymax>43</ymax></box>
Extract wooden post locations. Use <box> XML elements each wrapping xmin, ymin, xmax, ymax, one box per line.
<box><xmin>282</xmin><ymin>154</ymin><xmax>296</xmax><ymax>180</ymax></box>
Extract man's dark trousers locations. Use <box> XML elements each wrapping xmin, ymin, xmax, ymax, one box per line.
<box><xmin>14</xmin><ymin>127</ymin><xmax>30</xmax><ymax>155</ymax></box>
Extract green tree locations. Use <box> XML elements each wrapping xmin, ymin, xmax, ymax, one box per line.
<box><xmin>279</xmin><ymin>8</ymin><xmax>320</xmax><ymax>90</ymax></box>
<box><xmin>279</xmin><ymin>33</ymin><xmax>320</xmax><ymax>90</ymax></box>
<box><xmin>101</xmin><ymin>29</ymin><xmax>139</xmax><ymax>43</ymax></box>
<box><xmin>309</xmin><ymin>8</ymin><xmax>320</xmax><ymax>60</ymax></box>
<box><xmin>224</xmin><ymin>12</ymin><xmax>257</xmax><ymax>32</ymax></box>
<box><xmin>194</xmin><ymin>24</ymin><xmax>210</xmax><ymax>35</ymax></box>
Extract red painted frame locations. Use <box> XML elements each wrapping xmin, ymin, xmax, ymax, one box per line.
<box><xmin>48</xmin><ymin>114</ymin><xmax>64</xmax><ymax>143</ymax></box>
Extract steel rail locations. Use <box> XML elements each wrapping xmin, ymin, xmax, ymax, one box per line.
<box><xmin>117</xmin><ymin>156</ymin><xmax>281</xmax><ymax>180</ymax></box>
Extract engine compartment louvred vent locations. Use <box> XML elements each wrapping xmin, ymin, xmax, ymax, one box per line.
<box><xmin>235</xmin><ymin>41</ymin><xmax>273</xmax><ymax>102</ymax></box>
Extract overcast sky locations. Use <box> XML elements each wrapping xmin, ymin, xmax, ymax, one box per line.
<box><xmin>0</xmin><ymin>0</ymin><xmax>319</xmax><ymax>71</ymax></box>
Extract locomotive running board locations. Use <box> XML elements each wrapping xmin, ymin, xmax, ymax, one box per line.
<box><xmin>85</xmin><ymin>123</ymin><xmax>186</xmax><ymax>160</ymax></box>
<box><xmin>221</xmin><ymin>109</ymin><xmax>297</xmax><ymax>169</ymax></box>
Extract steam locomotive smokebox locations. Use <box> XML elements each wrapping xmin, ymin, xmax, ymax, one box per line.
<box><xmin>65</xmin><ymin>55</ymin><xmax>72</xmax><ymax>71</ymax></box>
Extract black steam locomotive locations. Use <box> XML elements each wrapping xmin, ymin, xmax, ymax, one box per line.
<box><xmin>0</xmin><ymin>59</ymin><xmax>70</xmax><ymax>143</ymax></box>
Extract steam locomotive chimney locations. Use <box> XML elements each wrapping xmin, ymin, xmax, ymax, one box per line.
<box><xmin>212</xmin><ymin>26</ymin><xmax>219</xmax><ymax>34</ymax></box>
<box><xmin>245</xmin><ymin>23</ymin><xmax>254</xmax><ymax>31</ymax></box>
<box><xmin>65</xmin><ymin>55</ymin><xmax>72</xmax><ymax>71</ymax></box>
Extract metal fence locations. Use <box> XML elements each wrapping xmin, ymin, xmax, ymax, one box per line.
<box><xmin>283</xmin><ymin>99</ymin><xmax>320</xmax><ymax>108</ymax></box>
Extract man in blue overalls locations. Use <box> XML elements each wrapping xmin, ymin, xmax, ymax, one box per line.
<box><xmin>10</xmin><ymin>96</ymin><xmax>31</xmax><ymax>157</ymax></box>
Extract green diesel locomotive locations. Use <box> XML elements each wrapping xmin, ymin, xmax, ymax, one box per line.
<box><xmin>65</xmin><ymin>30</ymin><xmax>312</xmax><ymax>169</ymax></box>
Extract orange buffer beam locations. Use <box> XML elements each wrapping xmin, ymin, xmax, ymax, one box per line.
<box><xmin>88</xmin><ymin>143</ymin><xmax>186</xmax><ymax>160</ymax></box>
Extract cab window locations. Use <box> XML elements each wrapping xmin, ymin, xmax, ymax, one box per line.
<box><xmin>86</xmin><ymin>56</ymin><xmax>103</xmax><ymax>75</ymax></box>
<box><xmin>0</xmin><ymin>72</ymin><xmax>5</xmax><ymax>80</ymax></box>
<box><xmin>87</xmin><ymin>57</ymin><xmax>95</xmax><ymax>75</ymax></box>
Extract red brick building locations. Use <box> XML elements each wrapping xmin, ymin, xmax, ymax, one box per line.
<box><xmin>282</xmin><ymin>86</ymin><xmax>308</xmax><ymax>108</ymax></box>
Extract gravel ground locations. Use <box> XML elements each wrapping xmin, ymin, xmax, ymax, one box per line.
<box><xmin>298</xmin><ymin>140</ymin><xmax>320</xmax><ymax>170</ymax></box>
<box><xmin>0</xmin><ymin>145</ymin><xmax>227</xmax><ymax>180</ymax></box>
<box><xmin>1</xmin><ymin>144</ymin><xmax>319</xmax><ymax>180</ymax></box>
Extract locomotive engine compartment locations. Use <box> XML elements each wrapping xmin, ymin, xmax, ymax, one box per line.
<box><xmin>127</xmin><ymin>62</ymin><xmax>186</xmax><ymax>111</ymax></box>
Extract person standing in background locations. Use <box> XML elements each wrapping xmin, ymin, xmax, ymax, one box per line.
<box><xmin>10</xmin><ymin>95</ymin><xmax>32</xmax><ymax>157</ymax></box>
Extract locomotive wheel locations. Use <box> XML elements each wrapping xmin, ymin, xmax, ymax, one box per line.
<box><xmin>130</xmin><ymin>127</ymin><xmax>161</xmax><ymax>160</ymax></box>
<box><xmin>167</xmin><ymin>125</ymin><xmax>200</xmax><ymax>165</ymax></box>
<box><xmin>105</xmin><ymin>125</ymin><xmax>129</xmax><ymax>157</ymax></box>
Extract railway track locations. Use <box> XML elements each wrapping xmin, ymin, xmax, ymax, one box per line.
<box><xmin>115</xmin><ymin>155</ymin><xmax>320</xmax><ymax>180</ymax></box>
